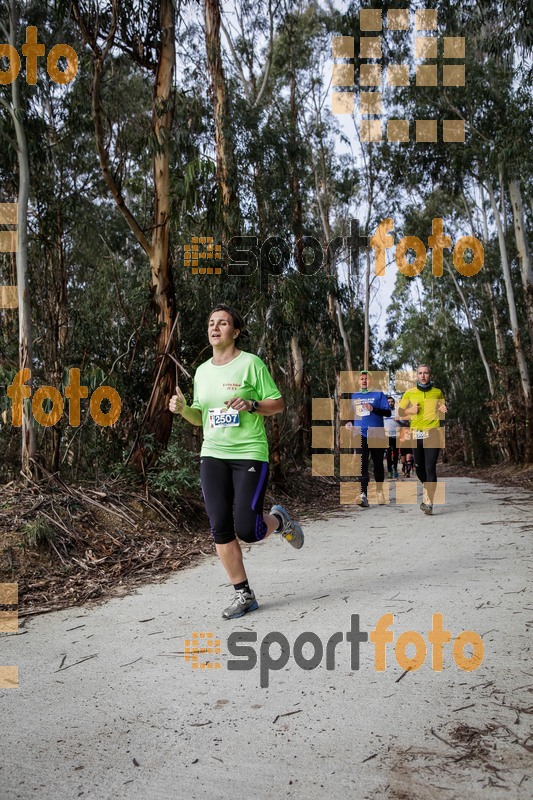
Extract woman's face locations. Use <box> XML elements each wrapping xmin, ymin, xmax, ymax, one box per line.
<box><xmin>208</xmin><ymin>310</ymin><xmax>239</xmax><ymax>347</ymax></box>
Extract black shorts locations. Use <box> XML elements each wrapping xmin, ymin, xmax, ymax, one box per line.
<box><xmin>200</xmin><ymin>457</ymin><xmax>270</xmax><ymax>545</ymax></box>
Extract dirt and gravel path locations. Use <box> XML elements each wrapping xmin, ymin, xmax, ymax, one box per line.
<box><xmin>1</xmin><ymin>476</ymin><xmax>532</xmax><ymax>799</ymax></box>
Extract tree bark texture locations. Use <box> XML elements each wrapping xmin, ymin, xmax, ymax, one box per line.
<box><xmin>488</xmin><ymin>183</ymin><xmax>533</xmax><ymax>463</ymax></box>
<box><xmin>509</xmin><ymin>179</ymin><xmax>533</xmax><ymax>346</ymax></box>
<box><xmin>204</xmin><ymin>0</ymin><xmax>240</xmax><ymax>235</ymax></box>
<box><xmin>9</xmin><ymin>0</ymin><xmax>36</xmax><ymax>475</ymax></box>
<box><xmin>73</xmin><ymin>0</ymin><xmax>177</xmax><ymax>469</ymax></box>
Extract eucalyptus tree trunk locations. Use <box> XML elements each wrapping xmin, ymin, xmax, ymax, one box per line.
<box><xmin>204</xmin><ymin>0</ymin><xmax>240</xmax><ymax>235</ymax></box>
<box><xmin>140</xmin><ymin>0</ymin><xmax>177</xmax><ymax>466</ymax></box>
<box><xmin>289</xmin><ymin>60</ymin><xmax>304</xmax><ymax>271</ymax></box>
<box><xmin>287</xmin><ymin>46</ymin><xmax>310</xmax><ymax>456</ymax></box>
<box><xmin>480</xmin><ymin>188</ymin><xmax>507</xmax><ymax>364</ymax></box>
<box><xmin>4</xmin><ymin>0</ymin><xmax>36</xmax><ymax>475</ymax></box>
<box><xmin>314</xmin><ymin>153</ymin><xmax>352</xmax><ymax>372</ymax></box>
<box><xmin>509</xmin><ymin>179</ymin><xmax>533</xmax><ymax>345</ymax></box>
<box><xmin>73</xmin><ymin>0</ymin><xmax>177</xmax><ymax>469</ymax></box>
<box><xmin>39</xmin><ymin>87</ymin><xmax>70</xmax><ymax>474</ymax></box>
<box><xmin>314</xmin><ymin>166</ymin><xmax>348</xmax><ymax>452</ymax></box>
<box><xmin>289</xmin><ymin>331</ymin><xmax>311</xmax><ymax>457</ymax></box>
<box><xmin>446</xmin><ymin>265</ymin><xmax>495</xmax><ymax>395</ymax></box>
<box><xmin>487</xmin><ymin>183</ymin><xmax>533</xmax><ymax>463</ymax></box>
<box><xmin>258</xmin><ymin>305</ymin><xmax>282</xmax><ymax>478</ymax></box>
<box><xmin>219</xmin><ymin>0</ymin><xmax>273</xmax><ymax>234</ymax></box>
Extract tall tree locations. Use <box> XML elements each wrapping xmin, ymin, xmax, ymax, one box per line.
<box><xmin>509</xmin><ymin>179</ymin><xmax>533</xmax><ymax>345</ymax></box>
<box><xmin>204</xmin><ymin>0</ymin><xmax>241</xmax><ymax>235</ymax></box>
<box><xmin>0</xmin><ymin>0</ymin><xmax>36</xmax><ymax>475</ymax></box>
<box><xmin>487</xmin><ymin>182</ymin><xmax>533</xmax><ymax>462</ymax></box>
<box><xmin>72</xmin><ymin>0</ymin><xmax>177</xmax><ymax>468</ymax></box>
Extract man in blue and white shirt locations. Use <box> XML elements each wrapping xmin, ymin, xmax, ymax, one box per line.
<box><xmin>384</xmin><ymin>396</ymin><xmax>400</xmax><ymax>478</ymax></box>
<box><xmin>348</xmin><ymin>371</ymin><xmax>391</xmax><ymax>507</ymax></box>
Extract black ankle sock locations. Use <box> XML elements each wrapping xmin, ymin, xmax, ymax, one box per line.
<box><xmin>234</xmin><ymin>580</ymin><xmax>251</xmax><ymax>593</ymax></box>
<box><xmin>273</xmin><ymin>513</ymin><xmax>283</xmax><ymax>532</ymax></box>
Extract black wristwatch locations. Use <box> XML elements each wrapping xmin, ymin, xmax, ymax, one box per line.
<box><xmin>249</xmin><ymin>400</ymin><xmax>259</xmax><ymax>413</ymax></box>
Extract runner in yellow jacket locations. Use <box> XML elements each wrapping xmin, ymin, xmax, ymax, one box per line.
<box><xmin>398</xmin><ymin>364</ymin><xmax>447</xmax><ymax>515</ymax></box>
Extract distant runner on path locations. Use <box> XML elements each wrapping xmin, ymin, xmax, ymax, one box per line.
<box><xmin>384</xmin><ymin>396</ymin><xmax>400</xmax><ymax>479</ymax></box>
<box><xmin>347</xmin><ymin>370</ymin><xmax>391</xmax><ymax>507</ymax></box>
<box><xmin>169</xmin><ymin>304</ymin><xmax>304</xmax><ymax>619</ymax></box>
<box><xmin>398</xmin><ymin>365</ymin><xmax>447</xmax><ymax>515</ymax></box>
<box><xmin>398</xmin><ymin>420</ymin><xmax>415</xmax><ymax>477</ymax></box>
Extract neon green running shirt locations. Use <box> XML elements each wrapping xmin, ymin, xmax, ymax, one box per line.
<box><xmin>191</xmin><ymin>350</ymin><xmax>282</xmax><ymax>460</ymax></box>
<box><xmin>398</xmin><ymin>386</ymin><xmax>446</xmax><ymax>431</ymax></box>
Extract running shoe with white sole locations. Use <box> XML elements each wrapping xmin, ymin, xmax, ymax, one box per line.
<box><xmin>420</xmin><ymin>502</ymin><xmax>433</xmax><ymax>515</ymax></box>
<box><xmin>358</xmin><ymin>493</ymin><xmax>369</xmax><ymax>508</ymax></box>
<box><xmin>222</xmin><ymin>589</ymin><xmax>259</xmax><ymax>619</ymax></box>
<box><xmin>271</xmin><ymin>504</ymin><xmax>304</xmax><ymax>549</ymax></box>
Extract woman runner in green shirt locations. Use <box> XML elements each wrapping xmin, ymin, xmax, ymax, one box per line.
<box><xmin>398</xmin><ymin>364</ymin><xmax>447</xmax><ymax>515</ymax></box>
<box><xmin>169</xmin><ymin>305</ymin><xmax>304</xmax><ymax>619</ymax></box>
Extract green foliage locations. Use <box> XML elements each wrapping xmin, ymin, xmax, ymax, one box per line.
<box><xmin>146</xmin><ymin>438</ymin><xmax>201</xmax><ymax>502</ymax></box>
<box><xmin>21</xmin><ymin>518</ymin><xmax>57</xmax><ymax>549</ymax></box>
<box><xmin>0</xmin><ymin>0</ymin><xmax>530</xmax><ymax>483</ymax></box>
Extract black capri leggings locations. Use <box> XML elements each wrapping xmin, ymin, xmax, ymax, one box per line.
<box><xmin>200</xmin><ymin>457</ymin><xmax>270</xmax><ymax>545</ymax></box>
<box><xmin>386</xmin><ymin>437</ymin><xmax>399</xmax><ymax>472</ymax></box>
<box><xmin>414</xmin><ymin>440</ymin><xmax>440</xmax><ymax>485</ymax></box>
<box><xmin>355</xmin><ymin>437</ymin><xmax>385</xmax><ymax>494</ymax></box>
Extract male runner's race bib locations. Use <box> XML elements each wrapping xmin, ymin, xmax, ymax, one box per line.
<box><xmin>354</xmin><ymin>399</ymin><xmax>372</xmax><ymax>417</ymax></box>
<box><xmin>414</xmin><ymin>430</ymin><xmax>429</xmax><ymax>439</ymax></box>
<box><xmin>208</xmin><ymin>408</ymin><xmax>240</xmax><ymax>429</ymax></box>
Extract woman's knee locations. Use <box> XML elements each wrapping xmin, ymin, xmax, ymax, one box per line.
<box><xmin>235</xmin><ymin>515</ymin><xmax>267</xmax><ymax>543</ymax></box>
<box><xmin>212</xmin><ymin>529</ymin><xmax>236</xmax><ymax>545</ymax></box>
